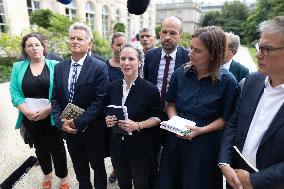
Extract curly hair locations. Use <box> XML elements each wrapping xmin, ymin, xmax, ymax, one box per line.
<box><xmin>192</xmin><ymin>26</ymin><xmax>226</xmax><ymax>82</ymax></box>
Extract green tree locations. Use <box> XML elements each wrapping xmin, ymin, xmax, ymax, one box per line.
<box><xmin>113</xmin><ymin>23</ymin><xmax>126</xmax><ymax>33</ymax></box>
<box><xmin>179</xmin><ymin>32</ymin><xmax>191</xmax><ymax>48</ymax></box>
<box><xmin>155</xmin><ymin>25</ymin><xmax>161</xmax><ymax>39</ymax></box>
<box><xmin>92</xmin><ymin>31</ymin><xmax>112</xmax><ymax>59</ymax></box>
<box><xmin>0</xmin><ymin>33</ymin><xmax>21</xmax><ymax>57</ymax></box>
<box><xmin>30</xmin><ymin>9</ymin><xmax>54</xmax><ymax>28</ymax></box>
<box><xmin>201</xmin><ymin>1</ymin><xmax>249</xmax><ymax>44</ymax></box>
<box><xmin>243</xmin><ymin>0</ymin><xmax>284</xmax><ymax>44</ymax></box>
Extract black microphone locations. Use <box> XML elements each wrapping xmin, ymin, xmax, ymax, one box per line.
<box><xmin>127</xmin><ymin>0</ymin><xmax>150</xmax><ymax>15</ymax></box>
<box><xmin>57</xmin><ymin>0</ymin><xmax>72</xmax><ymax>5</ymax></box>
<box><xmin>0</xmin><ymin>156</ymin><xmax>37</xmax><ymax>189</ymax></box>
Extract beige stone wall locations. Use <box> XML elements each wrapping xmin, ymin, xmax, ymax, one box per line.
<box><xmin>156</xmin><ymin>1</ymin><xmax>201</xmax><ymax>35</ymax></box>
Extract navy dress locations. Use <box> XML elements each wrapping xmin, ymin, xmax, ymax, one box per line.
<box><xmin>157</xmin><ymin>66</ymin><xmax>239</xmax><ymax>189</ymax></box>
<box><xmin>106</xmin><ymin>60</ymin><xmax>123</xmax><ymax>83</ymax></box>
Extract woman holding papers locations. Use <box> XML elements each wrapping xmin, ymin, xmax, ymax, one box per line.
<box><xmin>156</xmin><ymin>26</ymin><xmax>239</xmax><ymax>189</ymax></box>
<box><xmin>105</xmin><ymin>44</ymin><xmax>162</xmax><ymax>189</ymax></box>
<box><xmin>10</xmin><ymin>33</ymin><xmax>69</xmax><ymax>189</ymax></box>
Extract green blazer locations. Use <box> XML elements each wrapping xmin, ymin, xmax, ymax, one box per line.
<box><xmin>10</xmin><ymin>59</ymin><xmax>58</xmax><ymax>129</ymax></box>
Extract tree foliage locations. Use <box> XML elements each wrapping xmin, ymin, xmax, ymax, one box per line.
<box><xmin>243</xmin><ymin>0</ymin><xmax>284</xmax><ymax>44</ymax></box>
<box><xmin>201</xmin><ymin>1</ymin><xmax>249</xmax><ymax>44</ymax></box>
<box><xmin>0</xmin><ymin>33</ymin><xmax>21</xmax><ymax>57</ymax></box>
<box><xmin>30</xmin><ymin>9</ymin><xmax>54</xmax><ymax>28</ymax></box>
<box><xmin>113</xmin><ymin>22</ymin><xmax>126</xmax><ymax>33</ymax></box>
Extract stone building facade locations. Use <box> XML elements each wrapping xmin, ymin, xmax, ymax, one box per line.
<box><xmin>0</xmin><ymin>0</ymin><xmax>156</xmax><ymax>39</ymax></box>
<box><xmin>156</xmin><ymin>0</ymin><xmax>201</xmax><ymax>35</ymax></box>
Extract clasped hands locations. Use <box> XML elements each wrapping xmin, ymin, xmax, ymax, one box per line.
<box><xmin>25</xmin><ymin>108</ymin><xmax>50</xmax><ymax>122</ymax></box>
<box><xmin>105</xmin><ymin>115</ymin><xmax>138</xmax><ymax>132</ymax></box>
<box><xmin>61</xmin><ymin>119</ymin><xmax>78</xmax><ymax>134</ymax></box>
<box><xmin>221</xmin><ymin>166</ymin><xmax>253</xmax><ymax>189</ymax></box>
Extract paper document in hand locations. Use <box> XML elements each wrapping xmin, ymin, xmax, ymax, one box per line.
<box><xmin>107</xmin><ymin>105</ymin><xmax>132</xmax><ymax>135</ymax></box>
<box><xmin>59</xmin><ymin>103</ymin><xmax>85</xmax><ymax>120</ymax></box>
<box><xmin>160</xmin><ymin>116</ymin><xmax>195</xmax><ymax>136</ymax></box>
<box><xmin>233</xmin><ymin>146</ymin><xmax>259</xmax><ymax>172</ymax></box>
<box><xmin>25</xmin><ymin>98</ymin><xmax>49</xmax><ymax>112</ymax></box>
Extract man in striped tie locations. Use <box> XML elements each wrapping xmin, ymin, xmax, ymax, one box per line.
<box><xmin>51</xmin><ymin>22</ymin><xmax>109</xmax><ymax>189</ymax></box>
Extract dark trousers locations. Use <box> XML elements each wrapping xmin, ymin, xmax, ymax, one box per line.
<box><xmin>111</xmin><ymin>152</ymin><xmax>153</xmax><ymax>189</ymax></box>
<box><xmin>23</xmin><ymin>117</ymin><xmax>68</xmax><ymax>178</ymax></box>
<box><xmin>65</xmin><ymin>126</ymin><xmax>107</xmax><ymax>189</ymax></box>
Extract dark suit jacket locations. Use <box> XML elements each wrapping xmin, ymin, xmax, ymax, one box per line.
<box><xmin>107</xmin><ymin>77</ymin><xmax>162</xmax><ymax>159</ymax></box>
<box><xmin>51</xmin><ymin>55</ymin><xmax>109</xmax><ymax>132</ymax></box>
<box><xmin>143</xmin><ymin>46</ymin><xmax>189</xmax><ymax>85</ymax></box>
<box><xmin>229</xmin><ymin>59</ymin><xmax>249</xmax><ymax>82</ymax></box>
<box><xmin>219</xmin><ymin>72</ymin><xmax>284</xmax><ymax>189</ymax></box>
<box><xmin>90</xmin><ymin>51</ymin><xmax>107</xmax><ymax>62</ymax></box>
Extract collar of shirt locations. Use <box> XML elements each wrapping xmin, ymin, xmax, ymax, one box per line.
<box><xmin>161</xmin><ymin>48</ymin><xmax>177</xmax><ymax>60</ymax></box>
<box><xmin>122</xmin><ymin>77</ymin><xmax>137</xmax><ymax>105</ymax></box>
<box><xmin>222</xmin><ymin>59</ymin><xmax>232</xmax><ymax>70</ymax></box>
<box><xmin>183</xmin><ymin>65</ymin><xmax>223</xmax><ymax>81</ymax></box>
<box><xmin>71</xmin><ymin>53</ymin><xmax>87</xmax><ymax>66</ymax></box>
<box><xmin>264</xmin><ymin>76</ymin><xmax>284</xmax><ymax>91</ymax></box>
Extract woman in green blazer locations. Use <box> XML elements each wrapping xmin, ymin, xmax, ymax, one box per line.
<box><xmin>10</xmin><ymin>33</ymin><xmax>69</xmax><ymax>189</ymax></box>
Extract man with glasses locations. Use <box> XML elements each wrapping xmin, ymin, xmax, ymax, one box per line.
<box><xmin>222</xmin><ymin>32</ymin><xmax>249</xmax><ymax>82</ymax></box>
<box><xmin>219</xmin><ymin>16</ymin><xmax>284</xmax><ymax>189</ymax></box>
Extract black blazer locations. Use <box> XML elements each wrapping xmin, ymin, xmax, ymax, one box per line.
<box><xmin>219</xmin><ymin>72</ymin><xmax>284</xmax><ymax>189</ymax></box>
<box><xmin>229</xmin><ymin>59</ymin><xmax>249</xmax><ymax>82</ymax></box>
<box><xmin>143</xmin><ymin>46</ymin><xmax>189</xmax><ymax>85</ymax></box>
<box><xmin>107</xmin><ymin>77</ymin><xmax>162</xmax><ymax>159</ymax></box>
<box><xmin>51</xmin><ymin>55</ymin><xmax>109</xmax><ymax>132</ymax></box>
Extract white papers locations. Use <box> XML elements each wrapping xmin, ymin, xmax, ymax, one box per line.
<box><xmin>160</xmin><ymin>116</ymin><xmax>195</xmax><ymax>136</ymax></box>
<box><xmin>25</xmin><ymin>98</ymin><xmax>49</xmax><ymax>112</ymax></box>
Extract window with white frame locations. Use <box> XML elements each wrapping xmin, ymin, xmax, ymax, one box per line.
<box><xmin>0</xmin><ymin>0</ymin><xmax>6</xmax><ymax>32</ymax></box>
<box><xmin>115</xmin><ymin>9</ymin><xmax>120</xmax><ymax>23</ymax></box>
<box><xmin>101</xmin><ymin>5</ymin><xmax>109</xmax><ymax>38</ymax></box>
<box><xmin>65</xmin><ymin>1</ymin><xmax>76</xmax><ymax>21</ymax></box>
<box><xmin>85</xmin><ymin>1</ymin><xmax>95</xmax><ymax>30</ymax></box>
<box><xmin>27</xmin><ymin>0</ymin><xmax>40</xmax><ymax>16</ymax></box>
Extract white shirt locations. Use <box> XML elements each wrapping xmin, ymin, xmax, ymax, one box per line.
<box><xmin>222</xmin><ymin>59</ymin><xmax>232</xmax><ymax>70</ymax></box>
<box><xmin>122</xmin><ymin>78</ymin><xmax>136</xmax><ymax>106</ymax></box>
<box><xmin>156</xmin><ymin>48</ymin><xmax>177</xmax><ymax>94</ymax></box>
<box><xmin>68</xmin><ymin>53</ymin><xmax>87</xmax><ymax>91</ymax></box>
<box><xmin>242</xmin><ymin>77</ymin><xmax>284</xmax><ymax>167</ymax></box>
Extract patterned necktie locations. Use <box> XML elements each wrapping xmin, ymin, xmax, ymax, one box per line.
<box><xmin>68</xmin><ymin>63</ymin><xmax>79</xmax><ymax>103</ymax></box>
<box><xmin>160</xmin><ymin>55</ymin><xmax>172</xmax><ymax>105</ymax></box>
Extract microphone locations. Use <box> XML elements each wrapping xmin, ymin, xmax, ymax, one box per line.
<box><xmin>127</xmin><ymin>0</ymin><xmax>150</xmax><ymax>15</ymax></box>
<box><xmin>0</xmin><ymin>156</ymin><xmax>37</xmax><ymax>189</ymax></box>
<box><xmin>57</xmin><ymin>0</ymin><xmax>72</xmax><ymax>5</ymax></box>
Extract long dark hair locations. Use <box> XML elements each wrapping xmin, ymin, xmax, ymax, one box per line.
<box><xmin>191</xmin><ymin>26</ymin><xmax>226</xmax><ymax>82</ymax></box>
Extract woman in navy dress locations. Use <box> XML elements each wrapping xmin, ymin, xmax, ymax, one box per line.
<box><xmin>157</xmin><ymin>26</ymin><xmax>239</xmax><ymax>189</ymax></box>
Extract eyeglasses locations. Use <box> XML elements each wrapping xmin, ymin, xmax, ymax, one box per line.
<box><xmin>254</xmin><ymin>42</ymin><xmax>284</xmax><ymax>57</ymax></box>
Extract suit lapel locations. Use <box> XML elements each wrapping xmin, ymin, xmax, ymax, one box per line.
<box><xmin>260</xmin><ymin>102</ymin><xmax>284</xmax><ymax>147</ymax></box>
<box><xmin>175</xmin><ymin>47</ymin><xmax>184</xmax><ymax>70</ymax></box>
<box><xmin>62</xmin><ymin>59</ymin><xmax>71</xmax><ymax>100</ymax></box>
<box><xmin>240</xmin><ymin>77</ymin><xmax>265</xmax><ymax>147</ymax></box>
<box><xmin>74</xmin><ymin>55</ymin><xmax>91</xmax><ymax>92</ymax></box>
<box><xmin>124</xmin><ymin>78</ymin><xmax>141</xmax><ymax>107</ymax></box>
<box><xmin>153</xmin><ymin>48</ymin><xmax>162</xmax><ymax>85</ymax></box>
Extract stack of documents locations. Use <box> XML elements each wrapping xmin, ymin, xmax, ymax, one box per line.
<box><xmin>160</xmin><ymin>116</ymin><xmax>195</xmax><ymax>136</ymax></box>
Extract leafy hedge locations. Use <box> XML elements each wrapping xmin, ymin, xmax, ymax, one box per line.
<box><xmin>0</xmin><ymin>57</ymin><xmax>17</xmax><ymax>83</ymax></box>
